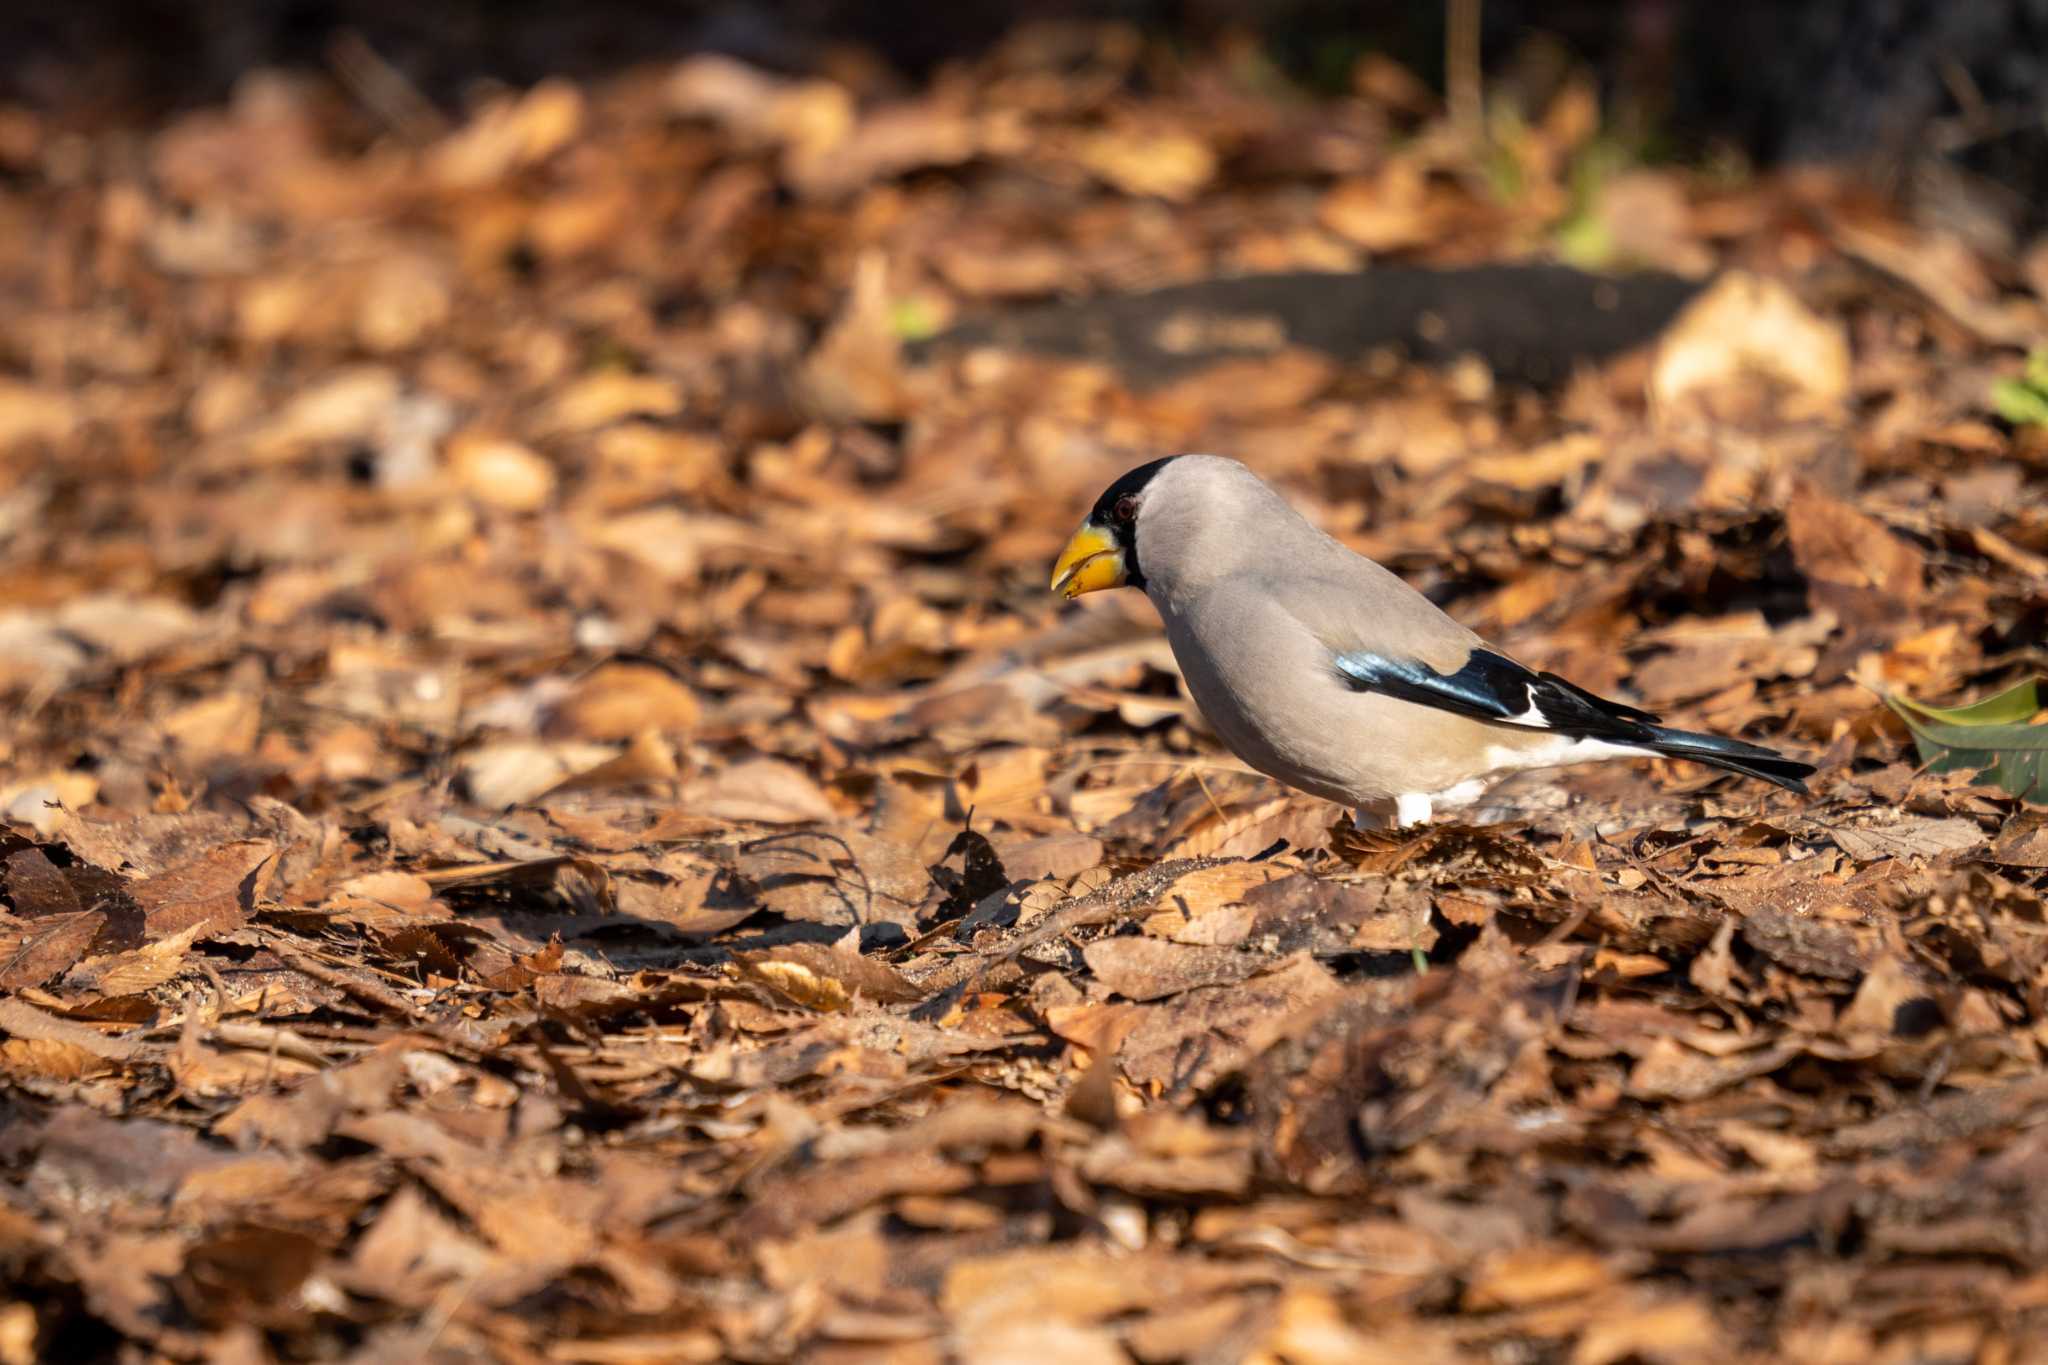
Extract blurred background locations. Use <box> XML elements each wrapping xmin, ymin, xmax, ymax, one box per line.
<box><xmin>8</xmin><ymin>0</ymin><xmax>2048</xmax><ymax>220</ymax></box>
<box><xmin>0</xmin><ymin>0</ymin><xmax>2039</xmax><ymax>812</ymax></box>
<box><xmin>27</xmin><ymin>2</ymin><xmax>2048</xmax><ymax>152</ymax></box>
<box><xmin>8</xmin><ymin>6</ymin><xmax>2048</xmax><ymax>1362</ymax></box>
<box><xmin>0</xmin><ymin>0</ymin><xmax>2038</xmax><ymax>788</ymax></box>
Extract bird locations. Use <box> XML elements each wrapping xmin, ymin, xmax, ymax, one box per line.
<box><xmin>1049</xmin><ymin>455</ymin><xmax>1815</xmax><ymax>827</ymax></box>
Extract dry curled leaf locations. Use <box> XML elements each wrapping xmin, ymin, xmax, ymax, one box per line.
<box><xmin>129</xmin><ymin>839</ymin><xmax>277</xmax><ymax>939</ymax></box>
<box><xmin>3</xmin><ymin>20</ymin><xmax>2045</xmax><ymax>1365</ymax></box>
<box><xmin>1832</xmin><ymin>816</ymin><xmax>1987</xmax><ymax>862</ymax></box>
<box><xmin>732</xmin><ymin>942</ymin><xmax>925</xmax><ymax>1011</ymax></box>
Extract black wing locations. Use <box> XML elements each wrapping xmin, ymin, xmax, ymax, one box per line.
<box><xmin>1333</xmin><ymin>647</ymin><xmax>1816</xmax><ymax>793</ymax></box>
<box><xmin>1333</xmin><ymin>648</ymin><xmax>1659</xmax><ymax>738</ymax></box>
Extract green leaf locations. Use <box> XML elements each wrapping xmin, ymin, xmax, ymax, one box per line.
<box><xmin>1889</xmin><ymin>678</ymin><xmax>2040</xmax><ymax>727</ymax></box>
<box><xmin>887</xmin><ymin>297</ymin><xmax>941</xmax><ymax>342</ymax></box>
<box><xmin>1994</xmin><ymin>349</ymin><xmax>2048</xmax><ymax>427</ymax></box>
<box><xmin>1554</xmin><ymin>211</ymin><xmax>1615</xmax><ymax>270</ymax></box>
<box><xmin>1992</xmin><ymin>377</ymin><xmax>2048</xmax><ymax>428</ymax></box>
<box><xmin>1885</xmin><ymin>680</ymin><xmax>2048</xmax><ymax>803</ymax></box>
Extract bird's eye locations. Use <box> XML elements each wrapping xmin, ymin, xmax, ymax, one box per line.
<box><xmin>1113</xmin><ymin>494</ymin><xmax>1139</xmax><ymax>522</ymax></box>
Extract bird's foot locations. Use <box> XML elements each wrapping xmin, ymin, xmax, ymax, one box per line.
<box><xmin>1350</xmin><ymin>804</ymin><xmax>1392</xmax><ymax>832</ymax></box>
<box><xmin>1352</xmin><ymin>796</ymin><xmax>1434</xmax><ymax>830</ymax></box>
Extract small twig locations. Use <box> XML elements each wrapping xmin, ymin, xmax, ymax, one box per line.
<box><xmin>140</xmin><ymin>1017</ymin><xmax>331</xmax><ymax>1068</ymax></box>
<box><xmin>907</xmin><ymin>856</ymin><xmax>1236</xmax><ymax>999</ymax></box>
<box><xmin>328</xmin><ymin>31</ymin><xmax>450</xmax><ymax>143</ymax></box>
<box><xmin>1936</xmin><ymin>56</ymin><xmax>1990</xmax><ymax>133</ymax></box>
<box><xmin>419</xmin><ymin>1273</ymin><xmax>478</xmax><ymax>1354</ymax></box>
<box><xmin>1537</xmin><ymin>899</ymin><xmax>1597</xmax><ymax>949</ymax></box>
<box><xmin>1446</xmin><ymin>0</ymin><xmax>1484</xmax><ymax>146</ymax></box>
<box><xmin>1189</xmin><ymin>766</ymin><xmax>1231</xmax><ymax>828</ymax></box>
<box><xmin>267</xmin><ymin>934</ymin><xmax>428</xmax><ymax>1020</ymax></box>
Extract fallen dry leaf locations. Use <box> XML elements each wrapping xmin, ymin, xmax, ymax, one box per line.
<box><xmin>1651</xmin><ymin>271</ymin><xmax>1851</xmax><ymax>414</ymax></box>
<box><xmin>128</xmin><ymin>839</ymin><xmax>277</xmax><ymax>939</ymax></box>
<box><xmin>0</xmin><ymin>18</ymin><xmax>2041</xmax><ymax>1363</ymax></box>
<box><xmin>1832</xmin><ymin>815</ymin><xmax>1987</xmax><ymax>862</ymax></box>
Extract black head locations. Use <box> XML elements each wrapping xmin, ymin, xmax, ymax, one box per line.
<box><xmin>1083</xmin><ymin>456</ymin><xmax>1178</xmax><ymax>589</ymax></box>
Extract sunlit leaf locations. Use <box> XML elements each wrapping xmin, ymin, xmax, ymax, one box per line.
<box><xmin>1992</xmin><ymin>377</ymin><xmax>2048</xmax><ymax>427</ymax></box>
<box><xmin>1889</xmin><ymin>678</ymin><xmax>2041</xmax><ymax>727</ymax></box>
<box><xmin>1886</xmin><ymin>680</ymin><xmax>2048</xmax><ymax>802</ymax></box>
<box><xmin>1992</xmin><ymin>350</ymin><xmax>2048</xmax><ymax>427</ymax></box>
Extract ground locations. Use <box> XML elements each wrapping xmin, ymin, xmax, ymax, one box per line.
<box><xmin>2</xmin><ymin>24</ymin><xmax>2048</xmax><ymax>1365</ymax></box>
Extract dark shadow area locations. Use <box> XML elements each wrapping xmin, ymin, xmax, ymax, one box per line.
<box><xmin>922</xmin><ymin>264</ymin><xmax>1708</xmax><ymax>389</ymax></box>
<box><xmin>4</xmin><ymin>0</ymin><xmax>2046</xmax><ymax>217</ymax></box>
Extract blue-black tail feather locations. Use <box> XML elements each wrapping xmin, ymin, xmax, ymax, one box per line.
<box><xmin>1640</xmin><ymin>725</ymin><xmax>1814</xmax><ymax>793</ymax></box>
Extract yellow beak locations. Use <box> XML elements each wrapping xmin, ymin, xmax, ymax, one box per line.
<box><xmin>1050</xmin><ymin>523</ymin><xmax>1126</xmax><ymax>599</ymax></box>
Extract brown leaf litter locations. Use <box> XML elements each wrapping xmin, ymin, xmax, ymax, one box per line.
<box><xmin>2</xmin><ymin>21</ymin><xmax>2048</xmax><ymax>1364</ymax></box>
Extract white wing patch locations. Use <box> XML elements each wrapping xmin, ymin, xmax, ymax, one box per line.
<box><xmin>1389</xmin><ymin>738</ymin><xmax>1655</xmax><ymax>828</ymax></box>
<box><xmin>1483</xmin><ymin>736</ymin><xmax>1651</xmax><ymax>774</ymax></box>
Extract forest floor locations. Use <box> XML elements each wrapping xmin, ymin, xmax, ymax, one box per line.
<box><xmin>4</xmin><ymin>23</ymin><xmax>2048</xmax><ymax>1365</ymax></box>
